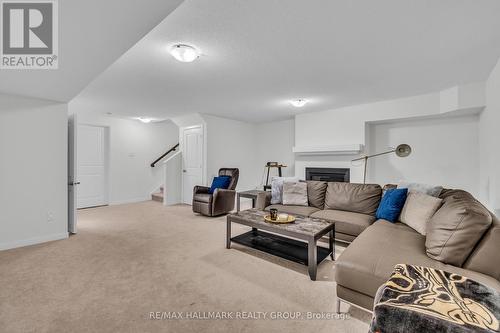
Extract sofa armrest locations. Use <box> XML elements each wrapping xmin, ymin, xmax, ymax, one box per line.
<box><xmin>212</xmin><ymin>189</ymin><xmax>236</xmax><ymax>215</ymax></box>
<box><xmin>193</xmin><ymin>185</ymin><xmax>210</xmax><ymax>195</ymax></box>
<box><xmin>255</xmin><ymin>191</ymin><xmax>272</xmax><ymax>210</ymax></box>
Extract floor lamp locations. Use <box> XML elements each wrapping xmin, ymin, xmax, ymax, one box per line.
<box><xmin>352</xmin><ymin>144</ymin><xmax>412</xmax><ymax>184</ymax></box>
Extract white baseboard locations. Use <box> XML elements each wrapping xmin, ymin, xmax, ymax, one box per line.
<box><xmin>0</xmin><ymin>232</ymin><xmax>69</xmax><ymax>251</ymax></box>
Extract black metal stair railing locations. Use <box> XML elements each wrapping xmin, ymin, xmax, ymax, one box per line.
<box><xmin>150</xmin><ymin>143</ymin><xmax>179</xmax><ymax>167</ymax></box>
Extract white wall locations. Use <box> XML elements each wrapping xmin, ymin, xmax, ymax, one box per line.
<box><xmin>75</xmin><ymin>111</ymin><xmax>179</xmax><ymax>204</ymax></box>
<box><xmin>203</xmin><ymin>114</ymin><xmax>259</xmax><ymax>191</ymax></box>
<box><xmin>367</xmin><ymin>115</ymin><xmax>480</xmax><ymax>195</ymax></box>
<box><xmin>291</xmin><ymin>84</ymin><xmax>487</xmax><ymax>193</ymax></box>
<box><xmin>255</xmin><ymin>119</ymin><xmax>295</xmax><ymax>182</ymax></box>
<box><xmin>172</xmin><ymin>114</ymin><xmax>296</xmax><ymax>194</ymax></box>
<box><xmin>295</xmin><ymin>83</ymin><xmax>485</xmax><ymax>148</ymax></box>
<box><xmin>479</xmin><ymin>57</ymin><xmax>500</xmax><ymax>212</ymax></box>
<box><xmin>0</xmin><ymin>94</ymin><xmax>68</xmax><ymax>250</ymax></box>
<box><xmin>293</xmin><ymin>93</ymin><xmax>443</xmax><ymax>183</ymax></box>
<box><xmin>295</xmin><ymin>92</ymin><xmax>441</xmax><ymax>147</ymax></box>
<box><xmin>164</xmin><ymin>152</ymin><xmax>182</xmax><ymax>205</ymax></box>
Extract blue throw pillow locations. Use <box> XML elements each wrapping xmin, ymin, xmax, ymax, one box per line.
<box><xmin>376</xmin><ymin>188</ymin><xmax>408</xmax><ymax>222</ymax></box>
<box><xmin>208</xmin><ymin>176</ymin><xmax>232</xmax><ymax>194</ymax></box>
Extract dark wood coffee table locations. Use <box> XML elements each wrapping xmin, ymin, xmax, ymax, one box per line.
<box><xmin>226</xmin><ymin>209</ymin><xmax>335</xmax><ymax>280</ymax></box>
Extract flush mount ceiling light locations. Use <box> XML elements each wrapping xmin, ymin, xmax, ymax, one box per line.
<box><xmin>138</xmin><ymin>117</ymin><xmax>152</xmax><ymax>123</ymax></box>
<box><xmin>290</xmin><ymin>99</ymin><xmax>308</xmax><ymax>107</ymax></box>
<box><xmin>170</xmin><ymin>44</ymin><xmax>199</xmax><ymax>62</ymax></box>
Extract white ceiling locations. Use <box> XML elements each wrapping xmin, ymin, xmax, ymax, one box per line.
<box><xmin>0</xmin><ymin>0</ymin><xmax>183</xmax><ymax>102</ymax></box>
<box><xmin>14</xmin><ymin>1</ymin><xmax>500</xmax><ymax>123</ymax></box>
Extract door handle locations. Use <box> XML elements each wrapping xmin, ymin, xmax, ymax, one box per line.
<box><xmin>183</xmin><ymin>170</ymin><xmax>187</xmax><ymax>173</ymax></box>
<box><xmin>69</xmin><ymin>182</ymin><xmax>81</xmax><ymax>186</ymax></box>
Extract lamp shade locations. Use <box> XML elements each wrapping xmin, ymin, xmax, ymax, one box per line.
<box><xmin>395</xmin><ymin>144</ymin><xmax>411</xmax><ymax>157</ymax></box>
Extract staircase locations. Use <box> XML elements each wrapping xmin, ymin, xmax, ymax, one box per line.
<box><xmin>150</xmin><ymin>143</ymin><xmax>179</xmax><ymax>204</ymax></box>
<box><xmin>152</xmin><ymin>186</ymin><xmax>164</xmax><ymax>203</ymax></box>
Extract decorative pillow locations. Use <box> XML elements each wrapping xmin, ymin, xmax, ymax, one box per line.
<box><xmin>270</xmin><ymin>177</ymin><xmax>298</xmax><ymax>204</ymax></box>
<box><xmin>426</xmin><ymin>195</ymin><xmax>492</xmax><ymax>266</ymax></box>
<box><xmin>282</xmin><ymin>181</ymin><xmax>308</xmax><ymax>206</ymax></box>
<box><xmin>306</xmin><ymin>181</ymin><xmax>328</xmax><ymax>209</ymax></box>
<box><xmin>397</xmin><ymin>182</ymin><xmax>443</xmax><ymax>197</ymax></box>
<box><xmin>208</xmin><ymin>176</ymin><xmax>231</xmax><ymax>194</ymax></box>
<box><xmin>375</xmin><ymin>188</ymin><xmax>408</xmax><ymax>222</ymax></box>
<box><xmin>399</xmin><ymin>192</ymin><xmax>443</xmax><ymax>235</ymax></box>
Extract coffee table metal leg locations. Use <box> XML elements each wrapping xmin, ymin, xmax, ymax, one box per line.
<box><xmin>308</xmin><ymin>238</ymin><xmax>317</xmax><ymax>281</ymax></box>
<box><xmin>237</xmin><ymin>193</ymin><xmax>241</xmax><ymax>212</ymax></box>
<box><xmin>329</xmin><ymin>229</ymin><xmax>334</xmax><ymax>260</ymax></box>
<box><xmin>226</xmin><ymin>217</ymin><xmax>231</xmax><ymax>249</ymax></box>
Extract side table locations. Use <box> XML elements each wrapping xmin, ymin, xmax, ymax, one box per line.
<box><xmin>236</xmin><ymin>190</ymin><xmax>267</xmax><ymax>212</ymax></box>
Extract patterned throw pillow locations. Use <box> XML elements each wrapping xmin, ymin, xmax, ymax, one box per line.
<box><xmin>397</xmin><ymin>182</ymin><xmax>443</xmax><ymax>197</ymax></box>
<box><xmin>282</xmin><ymin>181</ymin><xmax>308</xmax><ymax>206</ymax></box>
<box><xmin>270</xmin><ymin>177</ymin><xmax>298</xmax><ymax>204</ymax></box>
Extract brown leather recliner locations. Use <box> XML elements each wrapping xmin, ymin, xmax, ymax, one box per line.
<box><xmin>192</xmin><ymin>168</ymin><xmax>239</xmax><ymax>216</ymax></box>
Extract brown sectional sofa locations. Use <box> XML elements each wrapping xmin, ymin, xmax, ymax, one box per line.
<box><xmin>259</xmin><ymin>181</ymin><xmax>382</xmax><ymax>242</ymax></box>
<box><xmin>256</xmin><ymin>181</ymin><xmax>500</xmax><ymax>311</ymax></box>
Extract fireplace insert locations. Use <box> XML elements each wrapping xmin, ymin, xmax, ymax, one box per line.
<box><xmin>305</xmin><ymin>167</ymin><xmax>350</xmax><ymax>182</ymax></box>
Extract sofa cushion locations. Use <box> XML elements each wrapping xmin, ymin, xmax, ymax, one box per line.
<box><xmin>399</xmin><ymin>191</ymin><xmax>443</xmax><ymax>235</ymax></box>
<box><xmin>439</xmin><ymin>188</ymin><xmax>481</xmax><ymax>203</ymax></box>
<box><xmin>264</xmin><ymin>204</ymin><xmax>320</xmax><ymax>217</ymax></box>
<box><xmin>282</xmin><ymin>181</ymin><xmax>308</xmax><ymax>206</ymax></box>
<box><xmin>325</xmin><ymin>182</ymin><xmax>382</xmax><ymax>215</ymax></box>
<box><xmin>307</xmin><ymin>181</ymin><xmax>327</xmax><ymax>209</ymax></box>
<box><xmin>335</xmin><ymin>220</ymin><xmax>500</xmax><ymax>299</ymax></box>
<box><xmin>193</xmin><ymin>193</ymin><xmax>212</xmax><ymax>203</ymax></box>
<box><xmin>310</xmin><ymin>209</ymin><xmax>375</xmax><ymax>237</ymax></box>
<box><xmin>425</xmin><ymin>193</ymin><xmax>492</xmax><ymax>267</ymax></box>
<box><xmin>335</xmin><ymin>232</ymin><xmax>356</xmax><ymax>243</ymax></box>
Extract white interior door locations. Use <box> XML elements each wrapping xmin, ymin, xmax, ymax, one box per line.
<box><xmin>182</xmin><ymin>126</ymin><xmax>203</xmax><ymax>204</ymax></box>
<box><xmin>77</xmin><ymin>125</ymin><xmax>107</xmax><ymax>208</ymax></box>
<box><xmin>68</xmin><ymin>114</ymin><xmax>78</xmax><ymax>233</ymax></box>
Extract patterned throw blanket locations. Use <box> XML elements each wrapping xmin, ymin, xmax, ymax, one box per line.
<box><xmin>370</xmin><ymin>264</ymin><xmax>500</xmax><ymax>333</ymax></box>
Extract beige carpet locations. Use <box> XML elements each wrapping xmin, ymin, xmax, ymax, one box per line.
<box><xmin>0</xmin><ymin>201</ymin><xmax>371</xmax><ymax>333</ymax></box>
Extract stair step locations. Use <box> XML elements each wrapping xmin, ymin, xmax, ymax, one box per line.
<box><xmin>152</xmin><ymin>192</ymin><xmax>163</xmax><ymax>202</ymax></box>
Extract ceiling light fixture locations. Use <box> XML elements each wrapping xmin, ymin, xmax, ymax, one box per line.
<box><xmin>170</xmin><ymin>44</ymin><xmax>199</xmax><ymax>63</ymax></box>
<box><xmin>138</xmin><ymin>117</ymin><xmax>152</xmax><ymax>123</ymax></box>
<box><xmin>290</xmin><ymin>99</ymin><xmax>308</xmax><ymax>107</ymax></box>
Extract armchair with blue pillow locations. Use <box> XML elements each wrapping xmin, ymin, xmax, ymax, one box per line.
<box><xmin>192</xmin><ymin>168</ymin><xmax>239</xmax><ymax>216</ymax></box>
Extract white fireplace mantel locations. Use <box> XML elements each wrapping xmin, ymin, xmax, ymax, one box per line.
<box><xmin>292</xmin><ymin>144</ymin><xmax>363</xmax><ymax>155</ymax></box>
